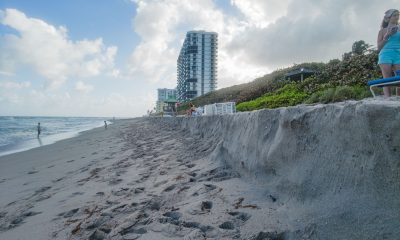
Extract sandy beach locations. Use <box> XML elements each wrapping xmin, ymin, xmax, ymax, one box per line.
<box><xmin>1</xmin><ymin>100</ymin><xmax>400</xmax><ymax>240</ymax></box>
<box><xmin>0</xmin><ymin>118</ymin><xmax>280</xmax><ymax>240</ymax></box>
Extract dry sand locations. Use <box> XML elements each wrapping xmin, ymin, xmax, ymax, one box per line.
<box><xmin>1</xmin><ymin>99</ymin><xmax>399</xmax><ymax>240</ymax></box>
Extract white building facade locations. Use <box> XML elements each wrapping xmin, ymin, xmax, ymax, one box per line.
<box><xmin>203</xmin><ymin>102</ymin><xmax>236</xmax><ymax>115</ymax></box>
<box><xmin>177</xmin><ymin>31</ymin><xmax>218</xmax><ymax>101</ymax></box>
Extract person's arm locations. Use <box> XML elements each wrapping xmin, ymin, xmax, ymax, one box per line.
<box><xmin>377</xmin><ymin>28</ymin><xmax>392</xmax><ymax>52</ymax></box>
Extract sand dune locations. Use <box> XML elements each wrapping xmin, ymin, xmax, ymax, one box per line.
<box><xmin>1</xmin><ymin>99</ymin><xmax>399</xmax><ymax>239</ymax></box>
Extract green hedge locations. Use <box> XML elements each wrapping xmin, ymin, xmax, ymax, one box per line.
<box><xmin>236</xmin><ymin>84</ymin><xmax>309</xmax><ymax>111</ymax></box>
<box><xmin>304</xmin><ymin>85</ymin><xmax>372</xmax><ymax>104</ymax></box>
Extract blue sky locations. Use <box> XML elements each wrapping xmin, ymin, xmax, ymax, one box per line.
<box><xmin>0</xmin><ymin>0</ymin><xmax>396</xmax><ymax>117</ymax></box>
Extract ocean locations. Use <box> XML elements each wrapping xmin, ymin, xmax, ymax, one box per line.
<box><xmin>0</xmin><ymin>116</ymin><xmax>109</xmax><ymax>157</ymax></box>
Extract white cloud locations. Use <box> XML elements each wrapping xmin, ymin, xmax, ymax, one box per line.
<box><xmin>129</xmin><ymin>0</ymin><xmax>269</xmax><ymax>89</ymax></box>
<box><xmin>0</xmin><ymin>70</ymin><xmax>15</xmax><ymax>77</ymax></box>
<box><xmin>227</xmin><ymin>0</ymin><xmax>399</xmax><ymax>68</ymax></box>
<box><xmin>0</xmin><ymin>9</ymin><xmax>119</xmax><ymax>89</ymax></box>
<box><xmin>231</xmin><ymin>0</ymin><xmax>291</xmax><ymax>27</ymax></box>
<box><xmin>0</xmin><ymin>80</ymin><xmax>30</xmax><ymax>89</ymax></box>
<box><xmin>75</xmin><ymin>81</ymin><xmax>94</xmax><ymax>94</ymax></box>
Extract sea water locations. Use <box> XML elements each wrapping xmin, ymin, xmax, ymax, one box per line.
<box><xmin>0</xmin><ymin>116</ymin><xmax>109</xmax><ymax>157</ymax></box>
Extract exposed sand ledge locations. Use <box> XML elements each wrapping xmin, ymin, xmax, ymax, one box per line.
<box><xmin>154</xmin><ymin>99</ymin><xmax>400</xmax><ymax>239</ymax></box>
<box><xmin>0</xmin><ymin>99</ymin><xmax>399</xmax><ymax>239</ymax></box>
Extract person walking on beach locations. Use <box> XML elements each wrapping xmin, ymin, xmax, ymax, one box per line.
<box><xmin>104</xmin><ymin>121</ymin><xmax>107</xmax><ymax>129</ymax></box>
<box><xmin>37</xmin><ymin>122</ymin><xmax>41</xmax><ymax>137</ymax></box>
<box><xmin>187</xmin><ymin>102</ymin><xmax>196</xmax><ymax>116</ymax></box>
<box><xmin>377</xmin><ymin>9</ymin><xmax>400</xmax><ymax>97</ymax></box>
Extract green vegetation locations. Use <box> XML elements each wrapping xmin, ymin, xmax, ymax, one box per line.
<box><xmin>179</xmin><ymin>40</ymin><xmax>381</xmax><ymax>113</ymax></box>
<box><xmin>236</xmin><ymin>84</ymin><xmax>308</xmax><ymax>111</ymax></box>
<box><xmin>305</xmin><ymin>85</ymin><xmax>372</xmax><ymax>104</ymax></box>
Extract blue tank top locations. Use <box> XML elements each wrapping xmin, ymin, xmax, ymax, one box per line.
<box><xmin>383</xmin><ymin>30</ymin><xmax>400</xmax><ymax>50</ymax></box>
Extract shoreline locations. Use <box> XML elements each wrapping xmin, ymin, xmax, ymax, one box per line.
<box><xmin>0</xmin><ymin>120</ymin><xmax>114</xmax><ymax>158</ymax></box>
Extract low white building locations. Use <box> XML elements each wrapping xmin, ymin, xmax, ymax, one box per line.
<box><xmin>203</xmin><ymin>102</ymin><xmax>236</xmax><ymax>115</ymax></box>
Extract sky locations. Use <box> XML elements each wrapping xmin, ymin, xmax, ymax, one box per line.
<box><xmin>0</xmin><ymin>0</ymin><xmax>398</xmax><ymax>117</ymax></box>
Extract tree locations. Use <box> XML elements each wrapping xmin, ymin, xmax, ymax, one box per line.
<box><xmin>351</xmin><ymin>40</ymin><xmax>371</xmax><ymax>55</ymax></box>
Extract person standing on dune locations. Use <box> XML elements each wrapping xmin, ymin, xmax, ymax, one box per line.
<box><xmin>377</xmin><ymin>9</ymin><xmax>400</xmax><ymax>96</ymax></box>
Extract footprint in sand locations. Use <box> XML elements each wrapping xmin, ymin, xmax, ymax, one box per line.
<box><xmin>219</xmin><ymin>221</ymin><xmax>235</xmax><ymax>230</ymax></box>
<box><xmin>186</xmin><ymin>163</ymin><xmax>196</xmax><ymax>168</ymax></box>
<box><xmin>201</xmin><ymin>201</ymin><xmax>213</xmax><ymax>211</ymax></box>
<box><xmin>58</xmin><ymin>208</ymin><xmax>79</xmax><ymax>218</ymax></box>
<box><xmin>134</xmin><ymin>187</ymin><xmax>145</xmax><ymax>194</ymax></box>
<box><xmin>27</xmin><ymin>170</ymin><xmax>38</xmax><ymax>174</ymax></box>
<box><xmin>23</xmin><ymin>211</ymin><xmax>42</xmax><ymax>217</ymax></box>
<box><xmin>108</xmin><ymin>178</ymin><xmax>123</xmax><ymax>185</ymax></box>
<box><xmin>250</xmin><ymin>231</ymin><xmax>286</xmax><ymax>240</ymax></box>
<box><xmin>163</xmin><ymin>184</ymin><xmax>176</xmax><ymax>192</ymax></box>
<box><xmin>67</xmin><ymin>159</ymin><xmax>75</xmax><ymax>163</ymax></box>
<box><xmin>70</xmin><ymin>192</ymin><xmax>84</xmax><ymax>197</ymax></box>
<box><xmin>34</xmin><ymin>186</ymin><xmax>52</xmax><ymax>195</ymax></box>
<box><xmin>7</xmin><ymin>211</ymin><xmax>42</xmax><ymax>229</ymax></box>
<box><xmin>52</xmin><ymin>177</ymin><xmax>65</xmax><ymax>183</ymax></box>
<box><xmin>35</xmin><ymin>194</ymin><xmax>51</xmax><ymax>202</ymax></box>
<box><xmin>0</xmin><ymin>212</ymin><xmax>7</xmax><ymax>219</ymax></box>
<box><xmin>204</xmin><ymin>184</ymin><xmax>217</xmax><ymax>191</ymax></box>
<box><xmin>228</xmin><ymin>211</ymin><xmax>251</xmax><ymax>222</ymax></box>
<box><xmin>111</xmin><ymin>188</ymin><xmax>130</xmax><ymax>197</ymax></box>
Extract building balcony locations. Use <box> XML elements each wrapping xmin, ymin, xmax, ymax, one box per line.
<box><xmin>186</xmin><ymin>78</ymin><xmax>198</xmax><ymax>83</ymax></box>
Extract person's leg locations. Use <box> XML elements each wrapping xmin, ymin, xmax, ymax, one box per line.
<box><xmin>393</xmin><ymin>64</ymin><xmax>400</xmax><ymax>96</ymax></box>
<box><xmin>379</xmin><ymin>64</ymin><xmax>394</xmax><ymax>97</ymax></box>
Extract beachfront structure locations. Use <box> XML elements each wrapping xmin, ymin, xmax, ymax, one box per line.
<box><xmin>155</xmin><ymin>101</ymin><xmax>167</xmax><ymax>113</ymax></box>
<box><xmin>156</xmin><ymin>88</ymin><xmax>177</xmax><ymax>113</ymax></box>
<box><xmin>158</xmin><ymin>88</ymin><xmax>177</xmax><ymax>101</ymax></box>
<box><xmin>203</xmin><ymin>102</ymin><xmax>236</xmax><ymax>115</ymax></box>
<box><xmin>177</xmin><ymin>31</ymin><xmax>218</xmax><ymax>101</ymax></box>
<box><xmin>284</xmin><ymin>68</ymin><xmax>317</xmax><ymax>82</ymax></box>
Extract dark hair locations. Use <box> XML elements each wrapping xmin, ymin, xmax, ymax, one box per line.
<box><xmin>381</xmin><ymin>9</ymin><xmax>399</xmax><ymax>29</ymax></box>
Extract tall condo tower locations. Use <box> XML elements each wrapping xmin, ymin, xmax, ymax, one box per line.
<box><xmin>177</xmin><ymin>31</ymin><xmax>218</xmax><ymax>101</ymax></box>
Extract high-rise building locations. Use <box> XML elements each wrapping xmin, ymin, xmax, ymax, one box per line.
<box><xmin>177</xmin><ymin>31</ymin><xmax>217</xmax><ymax>101</ymax></box>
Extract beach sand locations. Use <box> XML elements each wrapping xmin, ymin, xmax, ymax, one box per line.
<box><xmin>2</xmin><ymin>100</ymin><xmax>399</xmax><ymax>240</ymax></box>
<box><xmin>0</xmin><ymin>118</ymin><xmax>279</xmax><ymax>240</ymax></box>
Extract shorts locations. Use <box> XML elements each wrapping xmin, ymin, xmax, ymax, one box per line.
<box><xmin>378</xmin><ymin>49</ymin><xmax>400</xmax><ymax>64</ymax></box>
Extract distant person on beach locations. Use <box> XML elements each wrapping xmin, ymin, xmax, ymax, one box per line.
<box><xmin>37</xmin><ymin>122</ymin><xmax>41</xmax><ymax>137</ymax></box>
<box><xmin>187</xmin><ymin>102</ymin><xmax>196</xmax><ymax>116</ymax></box>
<box><xmin>104</xmin><ymin>121</ymin><xmax>107</xmax><ymax>129</ymax></box>
<box><xmin>377</xmin><ymin>9</ymin><xmax>400</xmax><ymax>97</ymax></box>
<box><xmin>171</xmin><ymin>104</ymin><xmax>176</xmax><ymax>117</ymax></box>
